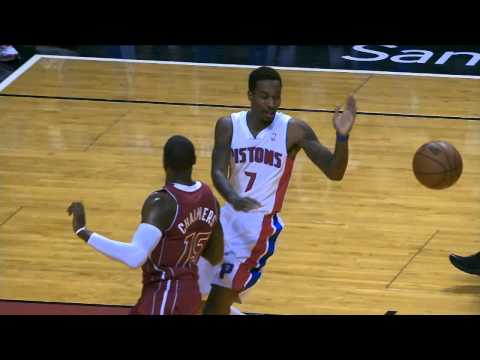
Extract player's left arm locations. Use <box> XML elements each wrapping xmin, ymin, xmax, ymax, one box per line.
<box><xmin>66</xmin><ymin>194</ymin><xmax>174</xmax><ymax>268</ymax></box>
<box><xmin>289</xmin><ymin>96</ymin><xmax>357</xmax><ymax>181</ymax></box>
<box><xmin>201</xmin><ymin>200</ymin><xmax>224</xmax><ymax>266</ymax></box>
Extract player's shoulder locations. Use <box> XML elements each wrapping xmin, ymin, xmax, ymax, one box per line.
<box><xmin>214</xmin><ymin>115</ymin><xmax>233</xmax><ymax>140</ymax></box>
<box><xmin>216</xmin><ymin>115</ymin><xmax>233</xmax><ymax>127</ymax></box>
<box><xmin>197</xmin><ymin>182</ymin><xmax>220</xmax><ymax>208</ymax></box>
<box><xmin>199</xmin><ymin>181</ymin><xmax>216</xmax><ymax>195</ymax></box>
<box><xmin>142</xmin><ymin>190</ymin><xmax>177</xmax><ymax>229</ymax></box>
<box><xmin>144</xmin><ymin>190</ymin><xmax>176</xmax><ymax>210</ymax></box>
<box><xmin>286</xmin><ymin>117</ymin><xmax>315</xmax><ymax>145</ymax></box>
<box><xmin>287</xmin><ymin>116</ymin><xmax>311</xmax><ymax>131</ymax></box>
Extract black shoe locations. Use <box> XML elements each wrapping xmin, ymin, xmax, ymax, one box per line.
<box><xmin>449</xmin><ymin>252</ymin><xmax>480</xmax><ymax>275</ymax></box>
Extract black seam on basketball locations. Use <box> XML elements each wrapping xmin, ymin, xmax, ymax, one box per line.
<box><xmin>422</xmin><ymin>174</ymin><xmax>450</xmax><ymax>189</ymax></box>
<box><xmin>439</xmin><ymin>142</ymin><xmax>453</xmax><ymax>187</ymax></box>
<box><xmin>415</xmin><ymin>151</ymin><xmax>449</xmax><ymax>172</ymax></box>
<box><xmin>433</xmin><ymin>175</ymin><xmax>449</xmax><ymax>189</ymax></box>
<box><xmin>441</xmin><ymin>142</ymin><xmax>453</xmax><ymax>170</ymax></box>
<box><xmin>451</xmin><ymin>147</ymin><xmax>462</xmax><ymax>182</ymax></box>
<box><xmin>414</xmin><ymin>167</ymin><xmax>462</xmax><ymax>175</ymax></box>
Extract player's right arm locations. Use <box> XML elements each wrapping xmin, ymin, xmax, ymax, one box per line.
<box><xmin>67</xmin><ymin>192</ymin><xmax>175</xmax><ymax>269</ymax></box>
<box><xmin>211</xmin><ymin>116</ymin><xmax>261</xmax><ymax>212</ymax></box>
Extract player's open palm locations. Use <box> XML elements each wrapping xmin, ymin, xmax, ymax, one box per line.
<box><xmin>333</xmin><ymin>96</ymin><xmax>357</xmax><ymax>136</ymax></box>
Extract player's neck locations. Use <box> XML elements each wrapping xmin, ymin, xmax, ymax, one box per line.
<box><xmin>165</xmin><ymin>171</ymin><xmax>195</xmax><ymax>186</ymax></box>
<box><xmin>247</xmin><ymin>110</ymin><xmax>269</xmax><ymax>133</ymax></box>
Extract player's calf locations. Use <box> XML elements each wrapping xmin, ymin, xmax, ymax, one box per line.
<box><xmin>203</xmin><ymin>285</ymin><xmax>239</xmax><ymax>315</ymax></box>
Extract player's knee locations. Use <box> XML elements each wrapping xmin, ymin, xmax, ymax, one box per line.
<box><xmin>203</xmin><ymin>296</ymin><xmax>230</xmax><ymax>315</ymax></box>
<box><xmin>202</xmin><ymin>286</ymin><xmax>237</xmax><ymax>315</ymax></box>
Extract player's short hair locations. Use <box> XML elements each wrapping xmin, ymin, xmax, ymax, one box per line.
<box><xmin>248</xmin><ymin>66</ymin><xmax>282</xmax><ymax>93</ymax></box>
<box><xmin>163</xmin><ymin>135</ymin><xmax>196</xmax><ymax>171</ymax></box>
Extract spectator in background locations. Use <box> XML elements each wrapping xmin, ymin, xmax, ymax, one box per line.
<box><xmin>0</xmin><ymin>46</ymin><xmax>18</xmax><ymax>62</ymax></box>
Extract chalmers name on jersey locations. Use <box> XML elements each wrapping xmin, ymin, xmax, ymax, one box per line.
<box><xmin>142</xmin><ymin>182</ymin><xmax>218</xmax><ymax>284</ymax></box>
<box><xmin>229</xmin><ymin>111</ymin><xmax>294</xmax><ymax>214</ymax></box>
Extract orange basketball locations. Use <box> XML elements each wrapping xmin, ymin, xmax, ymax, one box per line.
<box><xmin>412</xmin><ymin>141</ymin><xmax>463</xmax><ymax>189</ymax></box>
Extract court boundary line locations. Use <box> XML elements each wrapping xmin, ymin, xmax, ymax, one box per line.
<box><xmin>84</xmin><ymin>110</ymin><xmax>129</xmax><ymax>152</ymax></box>
<box><xmin>28</xmin><ymin>54</ymin><xmax>480</xmax><ymax>80</ymax></box>
<box><xmin>351</xmin><ymin>74</ymin><xmax>374</xmax><ymax>95</ymax></box>
<box><xmin>0</xmin><ymin>54</ymin><xmax>42</xmax><ymax>92</ymax></box>
<box><xmin>1</xmin><ymin>93</ymin><xmax>479</xmax><ymax>121</ymax></box>
<box><xmin>0</xmin><ymin>299</ymin><xmax>270</xmax><ymax>315</ymax></box>
<box><xmin>0</xmin><ymin>207</ymin><xmax>23</xmax><ymax>228</ymax></box>
<box><xmin>0</xmin><ymin>298</ymin><xmax>131</xmax><ymax>308</ymax></box>
<box><xmin>386</xmin><ymin>229</ymin><xmax>440</xmax><ymax>289</ymax></box>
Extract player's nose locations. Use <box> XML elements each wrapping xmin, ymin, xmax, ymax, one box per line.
<box><xmin>266</xmin><ymin>99</ymin><xmax>276</xmax><ymax>110</ymax></box>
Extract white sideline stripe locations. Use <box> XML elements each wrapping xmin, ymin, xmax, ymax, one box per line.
<box><xmin>0</xmin><ymin>55</ymin><xmax>43</xmax><ymax>92</ymax></box>
<box><xmin>34</xmin><ymin>54</ymin><xmax>480</xmax><ymax>80</ymax></box>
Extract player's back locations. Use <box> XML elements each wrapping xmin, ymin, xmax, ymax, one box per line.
<box><xmin>141</xmin><ymin>181</ymin><xmax>218</xmax><ymax>284</ymax></box>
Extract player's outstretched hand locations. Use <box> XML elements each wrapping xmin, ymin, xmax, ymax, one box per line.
<box><xmin>333</xmin><ymin>95</ymin><xmax>357</xmax><ymax>136</ymax></box>
<box><xmin>231</xmin><ymin>196</ymin><xmax>262</xmax><ymax>212</ymax></box>
<box><xmin>67</xmin><ymin>201</ymin><xmax>87</xmax><ymax>233</ymax></box>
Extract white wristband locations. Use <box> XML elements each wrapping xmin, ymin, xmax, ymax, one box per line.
<box><xmin>75</xmin><ymin>226</ymin><xmax>86</xmax><ymax>235</ymax></box>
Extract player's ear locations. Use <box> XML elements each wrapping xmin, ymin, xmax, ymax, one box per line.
<box><xmin>247</xmin><ymin>90</ymin><xmax>253</xmax><ymax>102</ymax></box>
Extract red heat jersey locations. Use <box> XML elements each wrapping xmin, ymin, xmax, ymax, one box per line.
<box><xmin>141</xmin><ymin>182</ymin><xmax>218</xmax><ymax>284</ymax></box>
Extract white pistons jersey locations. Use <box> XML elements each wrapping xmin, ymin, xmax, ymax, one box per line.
<box><xmin>229</xmin><ymin>111</ymin><xmax>294</xmax><ymax>215</ymax></box>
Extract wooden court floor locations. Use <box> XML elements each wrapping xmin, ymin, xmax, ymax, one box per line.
<box><xmin>0</xmin><ymin>56</ymin><xmax>479</xmax><ymax>314</ymax></box>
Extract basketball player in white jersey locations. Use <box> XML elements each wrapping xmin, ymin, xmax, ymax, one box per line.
<box><xmin>199</xmin><ymin>66</ymin><xmax>357</xmax><ymax>314</ymax></box>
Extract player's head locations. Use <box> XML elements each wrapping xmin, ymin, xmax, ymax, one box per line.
<box><xmin>163</xmin><ymin>135</ymin><xmax>196</xmax><ymax>172</ymax></box>
<box><xmin>248</xmin><ymin>66</ymin><xmax>282</xmax><ymax>124</ymax></box>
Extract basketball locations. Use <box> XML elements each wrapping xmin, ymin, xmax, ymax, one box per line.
<box><xmin>412</xmin><ymin>141</ymin><xmax>463</xmax><ymax>189</ymax></box>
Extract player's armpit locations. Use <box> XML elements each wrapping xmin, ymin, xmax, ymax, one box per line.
<box><xmin>288</xmin><ymin>118</ymin><xmax>336</xmax><ymax>178</ymax></box>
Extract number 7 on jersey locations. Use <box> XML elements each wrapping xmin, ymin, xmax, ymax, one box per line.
<box><xmin>244</xmin><ymin>171</ymin><xmax>257</xmax><ymax>192</ymax></box>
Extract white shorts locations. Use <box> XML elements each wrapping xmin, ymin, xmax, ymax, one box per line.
<box><xmin>198</xmin><ymin>204</ymin><xmax>284</xmax><ymax>301</ymax></box>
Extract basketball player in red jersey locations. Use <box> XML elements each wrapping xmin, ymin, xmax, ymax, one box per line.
<box><xmin>68</xmin><ymin>135</ymin><xmax>223</xmax><ymax>315</ymax></box>
<box><xmin>200</xmin><ymin>66</ymin><xmax>357</xmax><ymax>314</ymax></box>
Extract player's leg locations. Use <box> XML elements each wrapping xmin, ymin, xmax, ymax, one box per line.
<box><xmin>129</xmin><ymin>282</ymin><xmax>163</xmax><ymax>315</ymax></box>
<box><xmin>203</xmin><ymin>284</ymin><xmax>240</xmax><ymax>315</ymax></box>
<box><xmin>197</xmin><ymin>256</ymin><xmax>217</xmax><ymax>313</ymax></box>
<box><xmin>171</xmin><ymin>279</ymin><xmax>203</xmax><ymax>315</ymax></box>
<box><xmin>204</xmin><ymin>212</ymin><xmax>283</xmax><ymax>314</ymax></box>
<box><xmin>197</xmin><ymin>256</ymin><xmax>244</xmax><ymax>315</ymax></box>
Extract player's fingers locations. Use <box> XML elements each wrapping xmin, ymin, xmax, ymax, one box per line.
<box><xmin>72</xmin><ymin>202</ymin><xmax>84</xmax><ymax>212</ymax></box>
<box><xmin>347</xmin><ymin>96</ymin><xmax>357</xmax><ymax>114</ymax></box>
<box><xmin>333</xmin><ymin>105</ymin><xmax>341</xmax><ymax>117</ymax></box>
<box><xmin>332</xmin><ymin>106</ymin><xmax>341</xmax><ymax>127</ymax></box>
<box><xmin>239</xmin><ymin>204</ymin><xmax>251</xmax><ymax>212</ymax></box>
<box><xmin>246</xmin><ymin>198</ymin><xmax>262</xmax><ymax>207</ymax></box>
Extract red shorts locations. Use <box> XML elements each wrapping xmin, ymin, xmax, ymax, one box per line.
<box><xmin>129</xmin><ymin>278</ymin><xmax>201</xmax><ymax>315</ymax></box>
